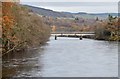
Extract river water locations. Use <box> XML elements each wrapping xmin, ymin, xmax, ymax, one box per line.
<box><xmin>2</xmin><ymin>36</ymin><xmax>118</xmax><ymax>77</ymax></box>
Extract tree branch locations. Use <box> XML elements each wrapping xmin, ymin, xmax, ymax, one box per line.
<box><xmin>2</xmin><ymin>41</ymin><xmax>26</xmax><ymax>56</ymax></box>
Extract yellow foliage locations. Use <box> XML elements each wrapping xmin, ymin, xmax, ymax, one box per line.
<box><xmin>52</xmin><ymin>25</ymin><xmax>56</xmax><ymax>32</ymax></box>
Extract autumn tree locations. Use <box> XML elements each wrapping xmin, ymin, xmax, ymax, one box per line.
<box><xmin>51</xmin><ymin>25</ymin><xmax>56</xmax><ymax>32</ymax></box>
<box><xmin>2</xmin><ymin>2</ymin><xmax>19</xmax><ymax>54</ymax></box>
<box><xmin>95</xmin><ymin>15</ymin><xmax>119</xmax><ymax>41</ymax></box>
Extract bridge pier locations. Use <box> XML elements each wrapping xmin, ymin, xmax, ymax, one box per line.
<box><xmin>55</xmin><ymin>35</ymin><xmax>57</xmax><ymax>40</ymax></box>
<box><xmin>79</xmin><ymin>36</ymin><xmax>83</xmax><ymax>40</ymax></box>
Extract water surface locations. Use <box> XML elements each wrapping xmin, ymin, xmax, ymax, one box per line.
<box><xmin>2</xmin><ymin>36</ymin><xmax>118</xmax><ymax>77</ymax></box>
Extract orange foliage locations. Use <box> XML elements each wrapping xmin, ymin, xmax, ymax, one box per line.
<box><xmin>2</xmin><ymin>2</ymin><xmax>15</xmax><ymax>30</ymax></box>
<box><xmin>51</xmin><ymin>25</ymin><xmax>56</xmax><ymax>32</ymax></box>
<box><xmin>2</xmin><ymin>2</ymin><xmax>18</xmax><ymax>50</ymax></box>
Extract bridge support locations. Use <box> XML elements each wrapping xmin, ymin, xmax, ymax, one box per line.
<box><xmin>55</xmin><ymin>35</ymin><xmax>57</xmax><ymax>40</ymax></box>
<box><xmin>79</xmin><ymin>36</ymin><xmax>82</xmax><ymax>40</ymax></box>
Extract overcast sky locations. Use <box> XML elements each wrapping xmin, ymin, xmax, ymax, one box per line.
<box><xmin>20</xmin><ymin>0</ymin><xmax>119</xmax><ymax>13</ymax></box>
<box><xmin>20</xmin><ymin>0</ymin><xmax>119</xmax><ymax>2</ymax></box>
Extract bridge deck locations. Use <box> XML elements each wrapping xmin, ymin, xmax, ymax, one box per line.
<box><xmin>51</xmin><ymin>32</ymin><xmax>95</xmax><ymax>36</ymax></box>
<box><xmin>51</xmin><ymin>32</ymin><xmax>95</xmax><ymax>34</ymax></box>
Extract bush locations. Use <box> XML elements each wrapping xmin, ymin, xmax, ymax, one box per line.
<box><xmin>2</xmin><ymin>3</ymin><xmax>50</xmax><ymax>54</ymax></box>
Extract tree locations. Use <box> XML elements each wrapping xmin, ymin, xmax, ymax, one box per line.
<box><xmin>75</xmin><ymin>17</ymin><xmax>79</xmax><ymax>21</ymax></box>
<box><xmin>2</xmin><ymin>2</ymin><xmax>16</xmax><ymax>52</ymax></box>
<box><xmin>51</xmin><ymin>25</ymin><xmax>56</xmax><ymax>32</ymax></box>
<box><xmin>96</xmin><ymin>17</ymin><xmax>99</xmax><ymax>21</ymax></box>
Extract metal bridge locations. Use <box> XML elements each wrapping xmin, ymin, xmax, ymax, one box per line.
<box><xmin>51</xmin><ymin>32</ymin><xmax>95</xmax><ymax>40</ymax></box>
<box><xmin>51</xmin><ymin>32</ymin><xmax>95</xmax><ymax>36</ymax></box>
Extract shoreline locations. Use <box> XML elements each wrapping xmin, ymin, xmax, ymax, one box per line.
<box><xmin>57</xmin><ymin>35</ymin><xmax>119</xmax><ymax>41</ymax></box>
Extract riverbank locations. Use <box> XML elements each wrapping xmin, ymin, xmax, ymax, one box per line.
<box><xmin>57</xmin><ymin>35</ymin><xmax>119</xmax><ymax>41</ymax></box>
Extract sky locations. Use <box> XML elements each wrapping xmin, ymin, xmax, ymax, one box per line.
<box><xmin>20</xmin><ymin>0</ymin><xmax>119</xmax><ymax>13</ymax></box>
<box><xmin>20</xmin><ymin>0</ymin><xmax>119</xmax><ymax>2</ymax></box>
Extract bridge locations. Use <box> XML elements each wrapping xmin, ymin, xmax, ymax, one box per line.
<box><xmin>51</xmin><ymin>32</ymin><xmax>95</xmax><ymax>40</ymax></box>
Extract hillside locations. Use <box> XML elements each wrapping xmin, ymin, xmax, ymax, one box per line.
<box><xmin>24</xmin><ymin>5</ymin><xmax>74</xmax><ymax>18</ymax></box>
<box><xmin>24</xmin><ymin>5</ymin><xmax>118</xmax><ymax>19</ymax></box>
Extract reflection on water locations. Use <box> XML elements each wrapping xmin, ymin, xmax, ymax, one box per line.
<box><xmin>2</xmin><ymin>47</ymin><xmax>44</xmax><ymax>77</ymax></box>
<box><xmin>2</xmin><ymin>36</ymin><xmax>118</xmax><ymax>77</ymax></box>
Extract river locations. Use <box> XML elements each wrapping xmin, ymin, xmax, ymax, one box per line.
<box><xmin>2</xmin><ymin>36</ymin><xmax>118</xmax><ymax>77</ymax></box>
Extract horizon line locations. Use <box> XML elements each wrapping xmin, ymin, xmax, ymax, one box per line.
<box><xmin>23</xmin><ymin>4</ymin><xmax>118</xmax><ymax>14</ymax></box>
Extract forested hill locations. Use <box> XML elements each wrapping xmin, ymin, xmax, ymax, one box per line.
<box><xmin>24</xmin><ymin>5</ymin><xmax>118</xmax><ymax>19</ymax></box>
<box><xmin>24</xmin><ymin>5</ymin><xmax>74</xmax><ymax>18</ymax></box>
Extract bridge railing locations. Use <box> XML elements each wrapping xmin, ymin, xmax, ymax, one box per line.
<box><xmin>51</xmin><ymin>32</ymin><xmax>95</xmax><ymax>34</ymax></box>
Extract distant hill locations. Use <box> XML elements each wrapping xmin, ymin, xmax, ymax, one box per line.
<box><xmin>24</xmin><ymin>5</ymin><xmax>118</xmax><ymax>19</ymax></box>
<box><xmin>24</xmin><ymin>5</ymin><xmax>74</xmax><ymax>18</ymax></box>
